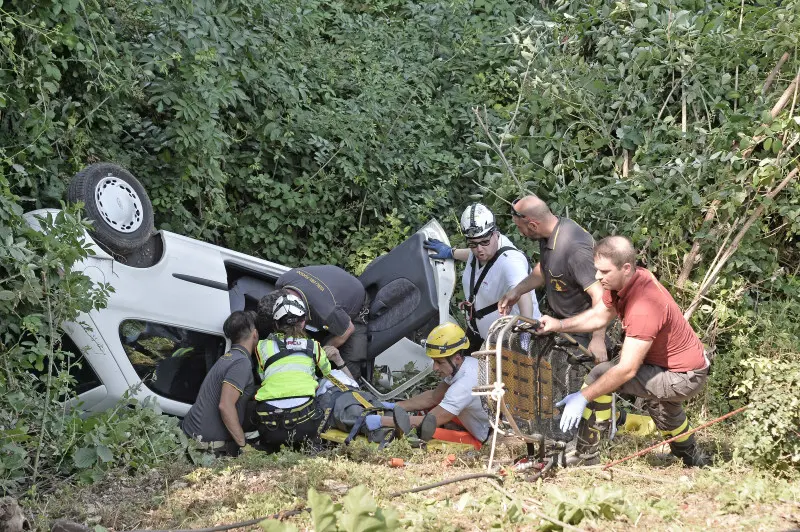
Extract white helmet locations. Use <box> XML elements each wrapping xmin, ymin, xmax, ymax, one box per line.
<box><xmin>460</xmin><ymin>203</ymin><xmax>496</xmax><ymax>238</ymax></box>
<box><xmin>273</xmin><ymin>293</ymin><xmax>306</xmax><ymax>324</ymax></box>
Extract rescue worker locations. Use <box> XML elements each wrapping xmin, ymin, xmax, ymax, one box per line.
<box><xmin>275</xmin><ymin>265</ymin><xmax>369</xmax><ymax>380</ymax></box>
<box><xmin>366</xmin><ymin>323</ymin><xmax>491</xmax><ymax>449</ymax></box>
<box><xmin>423</xmin><ymin>203</ymin><xmax>539</xmax><ymax>352</ymax></box>
<box><xmin>499</xmin><ymin>195</ymin><xmax>609</xmax><ymax>362</ymax></box>
<box><xmin>253</xmin><ymin>292</ymin><xmax>350</xmax><ymax>452</ymax></box>
<box><xmin>537</xmin><ymin>236</ymin><xmax>710</xmax><ymax>467</ymax></box>
<box><xmin>181</xmin><ymin>311</ymin><xmax>258</xmax><ymax>456</ymax></box>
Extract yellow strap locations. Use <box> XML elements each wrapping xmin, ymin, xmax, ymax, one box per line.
<box><xmin>327</xmin><ymin>374</ymin><xmax>373</xmax><ymax>409</ymax></box>
<box><xmin>661</xmin><ymin>418</ymin><xmax>691</xmax><ymax>442</ymax></box>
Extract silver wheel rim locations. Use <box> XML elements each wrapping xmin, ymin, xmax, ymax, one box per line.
<box><xmin>94</xmin><ymin>176</ymin><xmax>144</xmax><ymax>233</ymax></box>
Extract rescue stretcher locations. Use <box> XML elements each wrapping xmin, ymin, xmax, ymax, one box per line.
<box><xmin>472</xmin><ymin>315</ymin><xmax>655</xmax><ymax>474</ymax></box>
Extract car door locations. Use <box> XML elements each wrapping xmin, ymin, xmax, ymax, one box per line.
<box><xmin>359</xmin><ymin>220</ymin><xmax>455</xmax><ymax>359</ymax></box>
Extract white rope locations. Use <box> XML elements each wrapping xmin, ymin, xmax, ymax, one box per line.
<box><xmin>486</xmin><ymin>381</ymin><xmax>505</xmax><ymax>471</ymax></box>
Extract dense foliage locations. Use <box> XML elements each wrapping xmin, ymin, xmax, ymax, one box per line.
<box><xmin>1</xmin><ymin>0</ymin><xmax>798</xmax><ymax>493</ymax></box>
<box><xmin>1</xmin><ymin>0</ymin><xmax>529</xmax><ymax>270</ymax></box>
<box><xmin>472</xmin><ymin>0</ymin><xmax>800</xmax><ymax>468</ymax></box>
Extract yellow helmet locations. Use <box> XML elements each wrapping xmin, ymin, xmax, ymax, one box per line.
<box><xmin>425</xmin><ymin>323</ymin><xmax>469</xmax><ymax>358</ymax></box>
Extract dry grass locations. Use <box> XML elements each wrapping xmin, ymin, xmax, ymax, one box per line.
<box><xmin>30</xmin><ymin>429</ymin><xmax>800</xmax><ymax>531</ymax></box>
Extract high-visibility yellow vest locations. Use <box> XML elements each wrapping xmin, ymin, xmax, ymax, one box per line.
<box><xmin>254</xmin><ymin>334</ymin><xmax>331</xmax><ymax>402</ymax></box>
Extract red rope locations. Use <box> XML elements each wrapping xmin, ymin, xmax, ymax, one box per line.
<box><xmin>602</xmin><ymin>405</ymin><xmax>749</xmax><ymax>471</ymax></box>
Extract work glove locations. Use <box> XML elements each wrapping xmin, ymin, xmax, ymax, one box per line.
<box><xmin>423</xmin><ymin>239</ymin><xmax>453</xmax><ymax>260</ymax></box>
<box><xmin>555</xmin><ymin>391</ymin><xmax>589</xmax><ymax>433</ymax></box>
<box><xmin>381</xmin><ymin>402</ymin><xmax>396</xmax><ymax>410</ymax></box>
<box><xmin>365</xmin><ymin>414</ymin><xmax>383</xmax><ymax>432</ymax></box>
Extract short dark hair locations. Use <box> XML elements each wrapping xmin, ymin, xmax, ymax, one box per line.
<box><xmin>255</xmin><ymin>289</ymin><xmax>288</xmax><ymax>337</ymax></box>
<box><xmin>594</xmin><ymin>235</ymin><xmax>636</xmax><ymax>269</ymax></box>
<box><xmin>223</xmin><ymin>310</ymin><xmax>255</xmax><ymax>344</ymax></box>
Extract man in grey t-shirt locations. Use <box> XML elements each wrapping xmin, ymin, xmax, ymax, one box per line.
<box><xmin>499</xmin><ymin>195</ymin><xmax>608</xmax><ymax>362</ymax></box>
<box><xmin>276</xmin><ymin>265</ymin><xmax>368</xmax><ymax>379</ymax></box>
<box><xmin>181</xmin><ymin>311</ymin><xmax>257</xmax><ymax>455</ymax></box>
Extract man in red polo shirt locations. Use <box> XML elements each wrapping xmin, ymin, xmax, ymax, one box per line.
<box><xmin>536</xmin><ymin>236</ymin><xmax>710</xmax><ymax>467</ymax></box>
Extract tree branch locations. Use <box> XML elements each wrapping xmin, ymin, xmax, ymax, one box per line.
<box><xmin>684</xmin><ymin>166</ymin><xmax>799</xmax><ymax>319</ymax></box>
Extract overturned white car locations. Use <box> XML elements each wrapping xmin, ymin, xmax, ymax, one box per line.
<box><xmin>25</xmin><ymin>163</ymin><xmax>455</xmax><ymax>417</ymax></box>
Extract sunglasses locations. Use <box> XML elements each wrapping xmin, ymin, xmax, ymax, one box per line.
<box><xmin>511</xmin><ymin>198</ymin><xmax>536</xmax><ymax>223</ymax></box>
<box><xmin>467</xmin><ymin>235</ymin><xmax>494</xmax><ymax>248</ymax></box>
<box><xmin>511</xmin><ymin>198</ymin><xmax>525</xmax><ymax>218</ymax></box>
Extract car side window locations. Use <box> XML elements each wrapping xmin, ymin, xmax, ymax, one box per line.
<box><xmin>119</xmin><ymin>320</ymin><xmax>226</xmax><ymax>404</ymax></box>
<box><xmin>60</xmin><ymin>334</ymin><xmax>103</xmax><ymax>395</ymax></box>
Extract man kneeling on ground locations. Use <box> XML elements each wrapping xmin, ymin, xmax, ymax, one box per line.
<box><xmin>366</xmin><ymin>323</ymin><xmax>491</xmax><ymax>449</ymax></box>
<box><xmin>181</xmin><ymin>310</ymin><xmax>258</xmax><ymax>456</ymax></box>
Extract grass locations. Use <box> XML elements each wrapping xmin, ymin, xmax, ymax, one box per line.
<box><xmin>29</xmin><ymin>422</ymin><xmax>800</xmax><ymax>531</ymax></box>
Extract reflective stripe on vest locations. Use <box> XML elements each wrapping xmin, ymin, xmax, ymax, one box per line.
<box><xmin>254</xmin><ymin>335</ymin><xmax>322</xmax><ymax>402</ymax></box>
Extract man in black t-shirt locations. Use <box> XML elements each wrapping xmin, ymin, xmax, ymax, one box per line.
<box><xmin>498</xmin><ymin>196</ymin><xmax>608</xmax><ymax>362</ymax></box>
<box><xmin>182</xmin><ymin>311</ymin><xmax>257</xmax><ymax>455</ymax></box>
<box><xmin>276</xmin><ymin>265</ymin><xmax>368</xmax><ymax>379</ymax></box>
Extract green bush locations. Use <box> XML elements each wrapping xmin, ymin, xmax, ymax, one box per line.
<box><xmin>68</xmin><ymin>395</ymin><xmax>194</xmax><ymax>484</ymax></box>
<box><xmin>0</xmin><ymin>179</ymin><xmax>193</xmax><ymax>494</ymax></box>
<box><xmin>733</xmin><ymin>355</ymin><xmax>800</xmax><ymax>475</ymax></box>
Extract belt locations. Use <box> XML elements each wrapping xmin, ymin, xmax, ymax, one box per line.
<box><xmin>191</xmin><ymin>437</ymin><xmax>228</xmax><ymax>450</ymax></box>
<box><xmin>259</xmin><ymin>397</ymin><xmax>315</xmax><ymax>416</ymax></box>
<box><xmin>673</xmin><ymin>354</ymin><xmax>711</xmax><ymax>376</ymax></box>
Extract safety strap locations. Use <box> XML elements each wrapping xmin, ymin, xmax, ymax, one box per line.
<box><xmin>467</xmin><ymin>246</ymin><xmax>528</xmax><ymax>331</ymax></box>
<box><xmin>343</xmin><ymin>406</ymin><xmax>386</xmax><ymax>445</ymax></box>
<box><xmin>327</xmin><ymin>373</ymin><xmax>374</xmax><ymax>410</ymax></box>
<box><xmin>261</xmin><ymin>336</ymin><xmax>319</xmax><ymax>373</ymax></box>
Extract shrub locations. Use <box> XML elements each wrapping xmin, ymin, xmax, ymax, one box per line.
<box><xmin>733</xmin><ymin>355</ymin><xmax>800</xmax><ymax>475</ymax></box>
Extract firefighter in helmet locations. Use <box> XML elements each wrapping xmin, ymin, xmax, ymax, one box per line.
<box><xmin>365</xmin><ymin>323</ymin><xmax>491</xmax><ymax>449</ymax></box>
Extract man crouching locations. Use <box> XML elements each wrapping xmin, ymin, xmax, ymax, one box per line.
<box><xmin>538</xmin><ymin>236</ymin><xmax>710</xmax><ymax>467</ymax></box>
<box><xmin>181</xmin><ymin>311</ymin><xmax>258</xmax><ymax>456</ymax></box>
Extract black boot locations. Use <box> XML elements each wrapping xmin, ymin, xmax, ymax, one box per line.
<box><xmin>669</xmin><ymin>435</ymin><xmax>710</xmax><ymax>467</ymax></box>
<box><xmin>565</xmin><ymin>416</ymin><xmax>604</xmax><ymax>466</ymax></box>
<box><xmin>392</xmin><ymin>406</ymin><xmax>412</xmax><ymax>438</ymax></box>
<box><xmin>417</xmin><ymin>412</ymin><xmax>437</xmax><ymax>442</ymax></box>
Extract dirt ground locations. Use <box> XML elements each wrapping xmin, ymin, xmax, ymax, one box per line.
<box><xmin>28</xmin><ymin>429</ymin><xmax>800</xmax><ymax>532</ymax></box>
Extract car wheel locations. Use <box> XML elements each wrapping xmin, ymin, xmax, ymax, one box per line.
<box><xmin>67</xmin><ymin>163</ymin><xmax>155</xmax><ymax>255</ymax></box>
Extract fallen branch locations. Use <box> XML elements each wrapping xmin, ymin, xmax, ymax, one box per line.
<box><xmin>389</xmin><ymin>472</ymin><xmax>502</xmax><ymax>498</ymax></box>
<box><xmin>676</xmin><ymin>200</ymin><xmax>720</xmax><ymax>289</ymax></box>
<box><xmin>130</xmin><ymin>510</ymin><xmax>306</xmax><ymax>532</ymax></box>
<box><xmin>743</xmin><ymin>70</ymin><xmax>800</xmax><ymax>157</ymax></box>
<box><xmin>684</xmin><ymin>166</ymin><xmax>799</xmax><ymax>319</ymax></box>
<box><xmin>763</xmin><ymin>52</ymin><xmax>790</xmax><ymax>95</ymax></box>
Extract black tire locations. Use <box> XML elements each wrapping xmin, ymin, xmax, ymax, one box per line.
<box><xmin>67</xmin><ymin>162</ymin><xmax>155</xmax><ymax>255</ymax></box>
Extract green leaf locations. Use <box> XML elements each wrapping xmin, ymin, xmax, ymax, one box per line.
<box><xmin>73</xmin><ymin>447</ymin><xmax>97</xmax><ymax>468</ymax></box>
<box><xmin>339</xmin><ymin>485</ymin><xmax>385</xmax><ymax>532</ymax></box>
<box><xmin>308</xmin><ymin>487</ymin><xmax>337</xmax><ymax>532</ymax></box>
<box><xmin>542</xmin><ymin>150</ymin><xmax>554</xmax><ymax>170</ymax></box>
<box><xmin>259</xmin><ymin>521</ymin><xmax>297</xmax><ymax>532</ymax></box>
<box><xmin>96</xmin><ymin>444</ymin><xmax>113</xmax><ymax>463</ymax></box>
